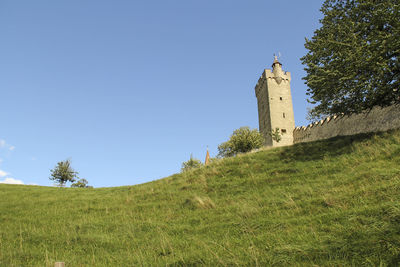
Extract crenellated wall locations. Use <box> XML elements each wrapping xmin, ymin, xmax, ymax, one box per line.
<box><xmin>293</xmin><ymin>104</ymin><xmax>400</xmax><ymax>144</ymax></box>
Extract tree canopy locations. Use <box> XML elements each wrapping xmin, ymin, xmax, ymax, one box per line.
<box><xmin>301</xmin><ymin>0</ymin><xmax>400</xmax><ymax>120</ymax></box>
<box><xmin>49</xmin><ymin>159</ymin><xmax>79</xmax><ymax>187</ymax></box>
<box><xmin>217</xmin><ymin>127</ymin><xmax>263</xmax><ymax>158</ymax></box>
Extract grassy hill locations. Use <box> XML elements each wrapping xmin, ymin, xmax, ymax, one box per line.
<box><xmin>1</xmin><ymin>130</ymin><xmax>400</xmax><ymax>266</ymax></box>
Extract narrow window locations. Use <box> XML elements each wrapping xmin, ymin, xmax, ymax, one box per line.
<box><xmin>280</xmin><ymin>97</ymin><xmax>283</xmax><ymax>100</ymax></box>
<box><xmin>281</xmin><ymin>129</ymin><xmax>287</xmax><ymax>134</ymax></box>
<box><xmin>283</xmin><ymin>112</ymin><xmax>286</xmax><ymax>118</ymax></box>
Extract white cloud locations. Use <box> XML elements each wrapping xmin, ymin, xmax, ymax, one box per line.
<box><xmin>0</xmin><ymin>177</ymin><xmax>24</xmax><ymax>185</ymax></box>
<box><xmin>0</xmin><ymin>170</ymin><xmax>8</xmax><ymax>177</ymax></box>
<box><xmin>0</xmin><ymin>139</ymin><xmax>15</xmax><ymax>151</ymax></box>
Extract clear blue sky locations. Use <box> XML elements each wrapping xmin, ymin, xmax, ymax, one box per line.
<box><xmin>0</xmin><ymin>0</ymin><xmax>324</xmax><ymax>187</ymax></box>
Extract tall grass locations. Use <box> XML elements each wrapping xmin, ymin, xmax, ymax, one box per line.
<box><xmin>1</xmin><ymin>130</ymin><xmax>400</xmax><ymax>266</ymax></box>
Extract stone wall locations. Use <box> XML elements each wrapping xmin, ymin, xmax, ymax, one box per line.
<box><xmin>293</xmin><ymin>104</ymin><xmax>400</xmax><ymax>144</ymax></box>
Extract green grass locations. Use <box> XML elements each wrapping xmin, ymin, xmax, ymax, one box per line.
<box><xmin>1</xmin><ymin>130</ymin><xmax>400</xmax><ymax>266</ymax></box>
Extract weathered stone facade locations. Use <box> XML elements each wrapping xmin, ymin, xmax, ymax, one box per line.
<box><xmin>255</xmin><ymin>57</ymin><xmax>295</xmax><ymax>147</ymax></box>
<box><xmin>293</xmin><ymin>104</ymin><xmax>400</xmax><ymax>144</ymax></box>
<box><xmin>255</xmin><ymin>58</ymin><xmax>400</xmax><ymax>147</ymax></box>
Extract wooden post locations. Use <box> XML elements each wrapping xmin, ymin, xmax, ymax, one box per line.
<box><xmin>55</xmin><ymin>262</ymin><xmax>65</xmax><ymax>267</ymax></box>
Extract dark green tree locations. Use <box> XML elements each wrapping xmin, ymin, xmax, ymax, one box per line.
<box><xmin>301</xmin><ymin>0</ymin><xmax>400</xmax><ymax>120</ymax></box>
<box><xmin>49</xmin><ymin>159</ymin><xmax>79</xmax><ymax>187</ymax></box>
<box><xmin>217</xmin><ymin>127</ymin><xmax>263</xmax><ymax>158</ymax></box>
<box><xmin>181</xmin><ymin>154</ymin><xmax>203</xmax><ymax>172</ymax></box>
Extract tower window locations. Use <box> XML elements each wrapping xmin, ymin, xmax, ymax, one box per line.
<box><xmin>283</xmin><ymin>113</ymin><xmax>286</xmax><ymax>118</ymax></box>
<box><xmin>280</xmin><ymin>97</ymin><xmax>283</xmax><ymax>100</ymax></box>
<box><xmin>281</xmin><ymin>129</ymin><xmax>287</xmax><ymax>134</ymax></box>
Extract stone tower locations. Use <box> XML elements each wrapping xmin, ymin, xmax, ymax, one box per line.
<box><xmin>255</xmin><ymin>56</ymin><xmax>295</xmax><ymax>146</ymax></box>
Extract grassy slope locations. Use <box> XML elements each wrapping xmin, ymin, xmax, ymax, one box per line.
<box><xmin>1</xmin><ymin>130</ymin><xmax>400</xmax><ymax>266</ymax></box>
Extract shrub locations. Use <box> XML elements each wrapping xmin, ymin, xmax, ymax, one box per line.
<box><xmin>218</xmin><ymin>127</ymin><xmax>263</xmax><ymax>158</ymax></box>
<box><xmin>181</xmin><ymin>155</ymin><xmax>203</xmax><ymax>172</ymax></box>
<box><xmin>71</xmin><ymin>178</ymin><xmax>92</xmax><ymax>188</ymax></box>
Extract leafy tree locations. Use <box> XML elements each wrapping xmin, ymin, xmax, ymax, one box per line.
<box><xmin>301</xmin><ymin>0</ymin><xmax>400</xmax><ymax>120</ymax></box>
<box><xmin>217</xmin><ymin>127</ymin><xmax>263</xmax><ymax>158</ymax></box>
<box><xmin>181</xmin><ymin>155</ymin><xmax>203</xmax><ymax>172</ymax></box>
<box><xmin>269</xmin><ymin>128</ymin><xmax>282</xmax><ymax>143</ymax></box>
<box><xmin>71</xmin><ymin>178</ymin><xmax>92</xmax><ymax>188</ymax></box>
<box><xmin>49</xmin><ymin>159</ymin><xmax>79</xmax><ymax>187</ymax></box>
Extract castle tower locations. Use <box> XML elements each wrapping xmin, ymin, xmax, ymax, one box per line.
<box><xmin>255</xmin><ymin>56</ymin><xmax>295</xmax><ymax>146</ymax></box>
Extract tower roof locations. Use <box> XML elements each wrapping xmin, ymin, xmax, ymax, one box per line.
<box><xmin>272</xmin><ymin>55</ymin><xmax>282</xmax><ymax>68</ymax></box>
<box><xmin>204</xmin><ymin>147</ymin><xmax>210</xmax><ymax>165</ymax></box>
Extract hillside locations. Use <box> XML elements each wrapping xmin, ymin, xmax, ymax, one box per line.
<box><xmin>1</xmin><ymin>130</ymin><xmax>400</xmax><ymax>266</ymax></box>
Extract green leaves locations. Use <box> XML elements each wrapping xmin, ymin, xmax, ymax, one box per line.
<box><xmin>302</xmin><ymin>0</ymin><xmax>400</xmax><ymax>120</ymax></box>
<box><xmin>49</xmin><ymin>159</ymin><xmax>79</xmax><ymax>187</ymax></box>
<box><xmin>269</xmin><ymin>128</ymin><xmax>282</xmax><ymax>143</ymax></box>
<box><xmin>71</xmin><ymin>178</ymin><xmax>91</xmax><ymax>188</ymax></box>
<box><xmin>217</xmin><ymin>127</ymin><xmax>263</xmax><ymax>158</ymax></box>
<box><xmin>181</xmin><ymin>155</ymin><xmax>203</xmax><ymax>172</ymax></box>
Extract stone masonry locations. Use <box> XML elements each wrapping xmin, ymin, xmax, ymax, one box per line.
<box><xmin>255</xmin><ymin>57</ymin><xmax>295</xmax><ymax>146</ymax></box>
<box><xmin>293</xmin><ymin>104</ymin><xmax>400</xmax><ymax>144</ymax></box>
<box><xmin>255</xmin><ymin>57</ymin><xmax>400</xmax><ymax>147</ymax></box>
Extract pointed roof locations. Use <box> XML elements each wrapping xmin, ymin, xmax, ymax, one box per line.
<box><xmin>204</xmin><ymin>147</ymin><xmax>210</xmax><ymax>165</ymax></box>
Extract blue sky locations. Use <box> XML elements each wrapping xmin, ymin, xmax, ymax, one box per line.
<box><xmin>0</xmin><ymin>0</ymin><xmax>324</xmax><ymax>187</ymax></box>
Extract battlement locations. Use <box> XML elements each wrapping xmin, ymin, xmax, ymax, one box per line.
<box><xmin>255</xmin><ymin>69</ymin><xmax>291</xmax><ymax>86</ymax></box>
<box><xmin>263</xmin><ymin>69</ymin><xmax>291</xmax><ymax>81</ymax></box>
<box><xmin>255</xmin><ymin>58</ymin><xmax>400</xmax><ymax>147</ymax></box>
<box><xmin>294</xmin><ymin>114</ymin><xmax>341</xmax><ymax>131</ymax></box>
<box><xmin>293</xmin><ymin>104</ymin><xmax>400</xmax><ymax>144</ymax></box>
<box><xmin>255</xmin><ymin>69</ymin><xmax>291</xmax><ymax>98</ymax></box>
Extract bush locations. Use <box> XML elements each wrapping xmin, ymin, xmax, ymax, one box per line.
<box><xmin>71</xmin><ymin>178</ymin><xmax>92</xmax><ymax>188</ymax></box>
<box><xmin>181</xmin><ymin>155</ymin><xmax>203</xmax><ymax>172</ymax></box>
<box><xmin>217</xmin><ymin>127</ymin><xmax>263</xmax><ymax>158</ymax></box>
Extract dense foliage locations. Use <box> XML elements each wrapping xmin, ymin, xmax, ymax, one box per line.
<box><xmin>49</xmin><ymin>159</ymin><xmax>79</xmax><ymax>187</ymax></box>
<box><xmin>301</xmin><ymin>0</ymin><xmax>400</xmax><ymax>120</ymax></box>
<box><xmin>218</xmin><ymin>127</ymin><xmax>263</xmax><ymax>157</ymax></box>
<box><xmin>181</xmin><ymin>155</ymin><xmax>203</xmax><ymax>172</ymax></box>
<box><xmin>71</xmin><ymin>178</ymin><xmax>91</xmax><ymax>188</ymax></box>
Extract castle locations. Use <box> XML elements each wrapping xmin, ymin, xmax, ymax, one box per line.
<box><xmin>255</xmin><ymin>57</ymin><xmax>400</xmax><ymax>146</ymax></box>
<box><xmin>255</xmin><ymin>56</ymin><xmax>295</xmax><ymax>147</ymax></box>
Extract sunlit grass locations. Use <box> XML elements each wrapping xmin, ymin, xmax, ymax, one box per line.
<box><xmin>1</xmin><ymin>130</ymin><xmax>400</xmax><ymax>266</ymax></box>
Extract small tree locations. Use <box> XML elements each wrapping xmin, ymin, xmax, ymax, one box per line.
<box><xmin>217</xmin><ymin>126</ymin><xmax>263</xmax><ymax>158</ymax></box>
<box><xmin>269</xmin><ymin>128</ymin><xmax>282</xmax><ymax>143</ymax></box>
<box><xmin>49</xmin><ymin>159</ymin><xmax>79</xmax><ymax>187</ymax></box>
<box><xmin>71</xmin><ymin>178</ymin><xmax>92</xmax><ymax>188</ymax></box>
<box><xmin>181</xmin><ymin>154</ymin><xmax>203</xmax><ymax>172</ymax></box>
